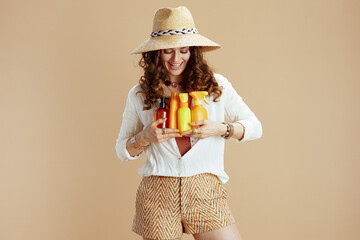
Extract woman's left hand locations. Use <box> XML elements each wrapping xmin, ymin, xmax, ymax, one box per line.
<box><xmin>181</xmin><ymin>120</ymin><xmax>226</xmax><ymax>139</ymax></box>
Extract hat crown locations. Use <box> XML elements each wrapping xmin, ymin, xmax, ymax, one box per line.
<box><xmin>131</xmin><ymin>6</ymin><xmax>220</xmax><ymax>54</ymax></box>
<box><xmin>153</xmin><ymin>6</ymin><xmax>195</xmax><ymax>32</ymax></box>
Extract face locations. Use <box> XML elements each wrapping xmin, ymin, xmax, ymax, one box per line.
<box><xmin>160</xmin><ymin>47</ymin><xmax>191</xmax><ymax>80</ymax></box>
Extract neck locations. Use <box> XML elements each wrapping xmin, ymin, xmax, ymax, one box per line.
<box><xmin>168</xmin><ymin>74</ymin><xmax>183</xmax><ymax>83</ymax></box>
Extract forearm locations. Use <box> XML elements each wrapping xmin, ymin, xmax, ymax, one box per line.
<box><xmin>217</xmin><ymin>122</ymin><xmax>245</xmax><ymax>141</ymax></box>
<box><xmin>232</xmin><ymin>122</ymin><xmax>245</xmax><ymax>141</ymax></box>
<box><xmin>126</xmin><ymin>131</ymin><xmax>150</xmax><ymax>157</ymax></box>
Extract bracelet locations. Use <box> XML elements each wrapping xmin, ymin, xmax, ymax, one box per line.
<box><xmin>221</xmin><ymin>122</ymin><xmax>234</xmax><ymax>139</ymax></box>
<box><xmin>130</xmin><ymin>135</ymin><xmax>149</xmax><ymax>149</ymax></box>
<box><xmin>221</xmin><ymin>122</ymin><xmax>230</xmax><ymax>138</ymax></box>
<box><xmin>227</xmin><ymin>123</ymin><xmax>234</xmax><ymax>139</ymax></box>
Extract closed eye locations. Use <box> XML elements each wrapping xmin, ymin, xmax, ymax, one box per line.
<box><xmin>164</xmin><ymin>49</ymin><xmax>173</xmax><ymax>54</ymax></box>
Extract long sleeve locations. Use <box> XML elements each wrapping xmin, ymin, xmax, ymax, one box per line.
<box><xmin>115</xmin><ymin>85</ymin><xmax>144</xmax><ymax>162</ymax></box>
<box><xmin>217</xmin><ymin>73</ymin><xmax>263</xmax><ymax>142</ymax></box>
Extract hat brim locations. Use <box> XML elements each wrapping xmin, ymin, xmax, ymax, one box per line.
<box><xmin>130</xmin><ymin>34</ymin><xmax>221</xmax><ymax>54</ymax></box>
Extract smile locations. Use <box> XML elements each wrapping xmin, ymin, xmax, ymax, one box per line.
<box><xmin>169</xmin><ymin>62</ymin><xmax>183</xmax><ymax>69</ymax></box>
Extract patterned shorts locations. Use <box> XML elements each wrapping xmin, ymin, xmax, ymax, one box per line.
<box><xmin>132</xmin><ymin>173</ymin><xmax>236</xmax><ymax>239</ymax></box>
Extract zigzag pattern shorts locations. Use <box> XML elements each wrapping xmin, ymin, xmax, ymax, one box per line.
<box><xmin>132</xmin><ymin>173</ymin><xmax>236</xmax><ymax>239</ymax></box>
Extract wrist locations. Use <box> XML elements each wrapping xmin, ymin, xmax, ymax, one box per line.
<box><xmin>235</xmin><ymin>122</ymin><xmax>245</xmax><ymax>141</ymax></box>
<box><xmin>218</xmin><ymin>122</ymin><xmax>228</xmax><ymax>136</ymax></box>
<box><xmin>136</xmin><ymin>131</ymin><xmax>150</xmax><ymax>147</ymax></box>
<box><xmin>220</xmin><ymin>122</ymin><xmax>234</xmax><ymax>139</ymax></box>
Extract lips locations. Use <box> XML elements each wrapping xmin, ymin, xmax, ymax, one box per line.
<box><xmin>169</xmin><ymin>62</ymin><xmax>183</xmax><ymax>70</ymax></box>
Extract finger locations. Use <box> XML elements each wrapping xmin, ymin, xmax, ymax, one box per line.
<box><xmin>166</xmin><ymin>128</ymin><xmax>180</xmax><ymax>133</ymax></box>
<box><xmin>192</xmin><ymin>127</ymin><xmax>201</xmax><ymax>136</ymax></box>
<box><xmin>156</xmin><ymin>127</ymin><xmax>178</xmax><ymax>136</ymax></box>
<box><xmin>154</xmin><ymin>128</ymin><xmax>167</xmax><ymax>142</ymax></box>
<box><xmin>190</xmin><ymin>120</ymin><xmax>205</xmax><ymax>126</ymax></box>
<box><xmin>165</xmin><ymin>133</ymin><xmax>181</xmax><ymax>139</ymax></box>
<box><xmin>181</xmin><ymin>130</ymin><xmax>193</xmax><ymax>136</ymax></box>
<box><xmin>152</xmin><ymin>118</ymin><xmax>167</xmax><ymax>126</ymax></box>
<box><xmin>157</xmin><ymin>131</ymin><xmax>181</xmax><ymax>141</ymax></box>
<box><xmin>181</xmin><ymin>133</ymin><xmax>192</xmax><ymax>137</ymax></box>
<box><xmin>189</xmin><ymin>132</ymin><xmax>201</xmax><ymax>138</ymax></box>
<box><xmin>158</xmin><ymin>135</ymin><xmax>181</xmax><ymax>143</ymax></box>
<box><xmin>154</xmin><ymin>128</ymin><xmax>166</xmax><ymax>139</ymax></box>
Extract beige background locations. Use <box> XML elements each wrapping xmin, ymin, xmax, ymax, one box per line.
<box><xmin>1</xmin><ymin>0</ymin><xmax>359</xmax><ymax>239</ymax></box>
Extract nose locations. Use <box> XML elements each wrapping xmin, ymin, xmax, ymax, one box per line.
<box><xmin>172</xmin><ymin>50</ymin><xmax>180</xmax><ymax>62</ymax></box>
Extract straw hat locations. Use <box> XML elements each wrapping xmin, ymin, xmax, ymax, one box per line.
<box><xmin>131</xmin><ymin>6</ymin><xmax>221</xmax><ymax>54</ymax></box>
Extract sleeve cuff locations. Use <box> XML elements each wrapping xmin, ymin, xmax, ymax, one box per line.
<box><xmin>235</xmin><ymin>118</ymin><xmax>263</xmax><ymax>143</ymax></box>
<box><xmin>124</xmin><ymin>145</ymin><xmax>142</xmax><ymax>160</ymax></box>
<box><xmin>235</xmin><ymin>120</ymin><xmax>252</xmax><ymax>143</ymax></box>
<box><xmin>115</xmin><ymin>138</ymin><xmax>142</xmax><ymax>162</ymax></box>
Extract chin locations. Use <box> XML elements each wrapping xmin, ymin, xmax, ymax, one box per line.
<box><xmin>168</xmin><ymin>68</ymin><xmax>186</xmax><ymax>76</ymax></box>
<box><xmin>169</xmin><ymin>71</ymin><xmax>182</xmax><ymax>76</ymax></box>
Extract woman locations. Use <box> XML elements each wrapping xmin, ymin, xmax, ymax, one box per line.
<box><xmin>115</xmin><ymin>6</ymin><xmax>262</xmax><ymax>240</ymax></box>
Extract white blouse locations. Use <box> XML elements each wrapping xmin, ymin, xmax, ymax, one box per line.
<box><xmin>115</xmin><ymin>73</ymin><xmax>262</xmax><ymax>183</ymax></box>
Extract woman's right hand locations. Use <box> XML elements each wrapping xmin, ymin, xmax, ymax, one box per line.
<box><xmin>137</xmin><ymin>118</ymin><xmax>181</xmax><ymax>145</ymax></box>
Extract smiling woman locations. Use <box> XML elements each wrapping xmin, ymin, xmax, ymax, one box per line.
<box><xmin>138</xmin><ymin>46</ymin><xmax>223</xmax><ymax>111</ymax></box>
<box><xmin>115</xmin><ymin>6</ymin><xmax>262</xmax><ymax>240</ymax></box>
<box><xmin>161</xmin><ymin>47</ymin><xmax>191</xmax><ymax>81</ymax></box>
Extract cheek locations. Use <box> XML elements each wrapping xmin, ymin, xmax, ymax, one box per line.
<box><xmin>160</xmin><ymin>52</ymin><xmax>167</xmax><ymax>61</ymax></box>
<box><xmin>160</xmin><ymin>56</ymin><xmax>168</xmax><ymax>67</ymax></box>
<box><xmin>184</xmin><ymin>54</ymin><xmax>191</xmax><ymax>65</ymax></box>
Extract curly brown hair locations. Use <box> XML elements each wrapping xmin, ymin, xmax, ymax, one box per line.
<box><xmin>137</xmin><ymin>46</ymin><xmax>223</xmax><ymax>110</ymax></box>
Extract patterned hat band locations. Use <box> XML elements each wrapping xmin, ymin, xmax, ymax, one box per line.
<box><xmin>150</xmin><ymin>28</ymin><xmax>198</xmax><ymax>38</ymax></box>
